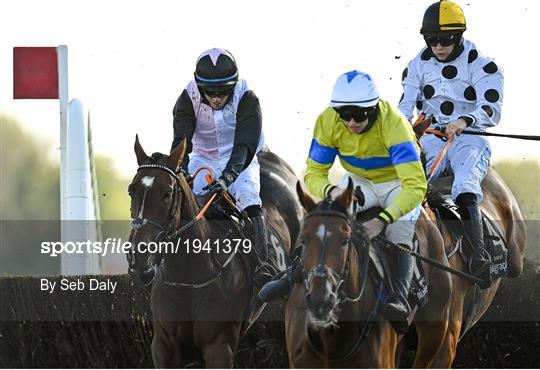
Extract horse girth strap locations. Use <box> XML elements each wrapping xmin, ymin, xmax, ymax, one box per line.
<box><xmin>162</xmin><ymin>248</ymin><xmax>237</xmax><ymax>289</ymax></box>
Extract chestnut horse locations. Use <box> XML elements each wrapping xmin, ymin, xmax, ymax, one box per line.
<box><xmin>127</xmin><ymin>136</ymin><xmax>302</xmax><ymax>368</ymax></box>
<box><xmin>286</xmin><ymin>179</ymin><xmax>452</xmax><ymax>368</ymax></box>
<box><xmin>427</xmin><ymin>169</ymin><xmax>527</xmax><ymax>367</ymax></box>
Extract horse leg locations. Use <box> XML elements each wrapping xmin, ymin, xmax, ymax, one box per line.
<box><xmin>201</xmin><ymin>340</ymin><xmax>235</xmax><ymax>368</ymax></box>
<box><xmin>152</xmin><ymin>323</ymin><xmax>182</xmax><ymax>368</ymax></box>
<box><xmin>413</xmin><ymin>320</ymin><xmax>449</xmax><ymax>368</ymax></box>
<box><xmin>430</xmin><ymin>288</ymin><xmax>465</xmax><ymax>368</ymax></box>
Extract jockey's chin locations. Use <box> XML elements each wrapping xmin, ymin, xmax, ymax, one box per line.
<box><xmin>205</xmin><ymin>95</ymin><xmax>228</xmax><ymax>110</ymax></box>
<box><xmin>342</xmin><ymin>117</ymin><xmax>369</xmax><ymax>134</ymax></box>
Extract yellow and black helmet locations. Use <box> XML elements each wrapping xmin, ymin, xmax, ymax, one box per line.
<box><xmin>420</xmin><ymin>0</ymin><xmax>466</xmax><ymax>35</ymax></box>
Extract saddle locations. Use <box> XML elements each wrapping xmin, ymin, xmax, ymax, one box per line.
<box><xmin>426</xmin><ymin>186</ymin><xmax>509</xmax><ymax>280</ymax></box>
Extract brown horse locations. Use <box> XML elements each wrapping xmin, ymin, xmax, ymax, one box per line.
<box><xmin>286</xmin><ymin>179</ymin><xmax>452</xmax><ymax>368</ymax></box>
<box><xmin>127</xmin><ymin>136</ymin><xmax>302</xmax><ymax>368</ymax></box>
<box><xmin>427</xmin><ymin>169</ymin><xmax>527</xmax><ymax>367</ymax></box>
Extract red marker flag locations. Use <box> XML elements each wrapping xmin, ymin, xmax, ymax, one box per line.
<box><xmin>13</xmin><ymin>47</ymin><xmax>59</xmax><ymax>99</ymax></box>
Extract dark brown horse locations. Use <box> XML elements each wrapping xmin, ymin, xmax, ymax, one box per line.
<box><xmin>127</xmin><ymin>136</ymin><xmax>302</xmax><ymax>368</ymax></box>
<box><xmin>427</xmin><ymin>169</ymin><xmax>527</xmax><ymax>367</ymax></box>
<box><xmin>286</xmin><ymin>179</ymin><xmax>452</xmax><ymax>368</ymax></box>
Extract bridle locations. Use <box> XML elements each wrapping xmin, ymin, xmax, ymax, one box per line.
<box><xmin>128</xmin><ymin>163</ymin><xmax>237</xmax><ymax>289</ymax></box>
<box><xmin>302</xmin><ymin>208</ymin><xmax>370</xmax><ymax>306</ymax></box>
<box><xmin>130</xmin><ymin>163</ymin><xmax>184</xmax><ymax>239</ymax></box>
<box><xmin>127</xmin><ymin>163</ymin><xmax>185</xmax><ymax>283</ymax></box>
<box><xmin>301</xmin><ymin>202</ymin><xmax>384</xmax><ymax>362</ymax></box>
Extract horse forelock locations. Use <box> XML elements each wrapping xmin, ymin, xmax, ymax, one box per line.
<box><xmin>317</xmin><ymin>198</ymin><xmax>349</xmax><ymax>216</ymax></box>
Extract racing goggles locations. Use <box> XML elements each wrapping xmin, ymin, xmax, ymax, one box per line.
<box><xmin>424</xmin><ymin>34</ymin><xmax>459</xmax><ymax>47</ymax></box>
<box><xmin>200</xmin><ymin>85</ymin><xmax>235</xmax><ymax>98</ymax></box>
<box><xmin>334</xmin><ymin>105</ymin><xmax>377</xmax><ymax>122</ymax></box>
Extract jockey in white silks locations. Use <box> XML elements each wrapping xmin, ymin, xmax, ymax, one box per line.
<box><xmin>171</xmin><ymin>48</ymin><xmax>273</xmax><ymax>286</ymax></box>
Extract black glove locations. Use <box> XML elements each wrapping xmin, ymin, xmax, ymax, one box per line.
<box><xmin>433</xmin><ymin>126</ymin><xmax>448</xmax><ymax>141</ymax></box>
<box><xmin>202</xmin><ymin>177</ymin><xmax>229</xmax><ymax>196</ymax></box>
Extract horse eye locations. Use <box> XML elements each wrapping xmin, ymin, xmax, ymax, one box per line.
<box><xmin>342</xmin><ymin>237</ymin><xmax>351</xmax><ymax>246</ymax></box>
<box><xmin>127</xmin><ymin>185</ymin><xmax>134</xmax><ymax>197</ymax></box>
<box><xmin>163</xmin><ymin>190</ymin><xmax>172</xmax><ymax>200</ymax></box>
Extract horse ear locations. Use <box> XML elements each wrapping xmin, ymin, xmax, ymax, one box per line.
<box><xmin>336</xmin><ymin>177</ymin><xmax>354</xmax><ymax>210</ymax></box>
<box><xmin>134</xmin><ymin>134</ymin><xmax>149</xmax><ymax>165</ymax></box>
<box><xmin>296</xmin><ymin>181</ymin><xmax>316</xmax><ymax>212</ymax></box>
<box><xmin>168</xmin><ymin>139</ymin><xmax>186</xmax><ymax>172</ymax></box>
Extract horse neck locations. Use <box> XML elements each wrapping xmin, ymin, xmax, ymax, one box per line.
<box><xmin>162</xmin><ymin>188</ymin><xmax>215</xmax><ymax>282</ymax></box>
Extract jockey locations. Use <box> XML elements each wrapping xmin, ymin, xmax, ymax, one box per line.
<box><xmin>171</xmin><ymin>48</ymin><xmax>273</xmax><ymax>287</ymax></box>
<box><xmin>398</xmin><ymin>0</ymin><xmax>503</xmax><ymax>288</ymax></box>
<box><xmin>262</xmin><ymin>71</ymin><xmax>427</xmax><ymax>329</ymax></box>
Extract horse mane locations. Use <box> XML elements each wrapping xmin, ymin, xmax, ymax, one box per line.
<box><xmin>177</xmin><ymin>172</ymin><xmax>209</xmax><ymax>238</ymax></box>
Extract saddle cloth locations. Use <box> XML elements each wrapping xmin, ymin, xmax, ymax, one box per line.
<box><xmin>427</xmin><ymin>192</ymin><xmax>509</xmax><ymax>280</ymax></box>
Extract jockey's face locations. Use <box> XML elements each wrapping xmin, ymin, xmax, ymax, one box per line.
<box><xmin>341</xmin><ymin>117</ymin><xmax>369</xmax><ymax>134</ymax></box>
<box><xmin>204</xmin><ymin>93</ymin><xmax>228</xmax><ymax>110</ymax></box>
<box><xmin>430</xmin><ymin>42</ymin><xmax>456</xmax><ymax>62</ymax></box>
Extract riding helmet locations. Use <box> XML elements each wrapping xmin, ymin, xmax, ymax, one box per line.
<box><xmin>329</xmin><ymin>70</ymin><xmax>379</xmax><ymax>108</ymax></box>
<box><xmin>420</xmin><ymin>0</ymin><xmax>466</xmax><ymax>35</ymax></box>
<box><xmin>194</xmin><ymin>48</ymin><xmax>238</xmax><ymax>87</ymax></box>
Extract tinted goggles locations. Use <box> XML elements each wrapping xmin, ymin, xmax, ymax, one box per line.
<box><xmin>424</xmin><ymin>34</ymin><xmax>458</xmax><ymax>47</ymax></box>
<box><xmin>334</xmin><ymin>106</ymin><xmax>376</xmax><ymax>122</ymax></box>
<box><xmin>200</xmin><ymin>85</ymin><xmax>235</xmax><ymax>98</ymax></box>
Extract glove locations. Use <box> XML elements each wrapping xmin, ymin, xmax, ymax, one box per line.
<box><xmin>433</xmin><ymin>126</ymin><xmax>448</xmax><ymax>141</ymax></box>
<box><xmin>202</xmin><ymin>176</ymin><xmax>229</xmax><ymax>196</ymax></box>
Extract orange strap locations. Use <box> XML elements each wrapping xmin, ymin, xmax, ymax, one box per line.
<box><xmin>413</xmin><ymin>113</ymin><xmax>427</xmax><ymax>127</ymax></box>
<box><xmin>424</xmin><ymin>129</ymin><xmax>453</xmax><ymax>178</ymax></box>
<box><xmin>192</xmin><ymin>166</ymin><xmax>238</xmax><ymax>212</ymax></box>
<box><xmin>195</xmin><ymin>193</ymin><xmax>217</xmax><ymax>221</ymax></box>
<box><xmin>425</xmin><ymin>128</ymin><xmax>447</xmax><ymax>137</ymax></box>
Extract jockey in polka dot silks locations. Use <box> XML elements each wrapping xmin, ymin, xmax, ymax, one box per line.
<box><xmin>398</xmin><ymin>0</ymin><xmax>504</xmax><ymax>288</ymax></box>
<box><xmin>171</xmin><ymin>48</ymin><xmax>274</xmax><ymax>287</ymax></box>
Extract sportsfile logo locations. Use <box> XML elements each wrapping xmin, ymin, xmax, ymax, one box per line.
<box><xmin>40</xmin><ymin>238</ymin><xmax>252</xmax><ymax>257</ymax></box>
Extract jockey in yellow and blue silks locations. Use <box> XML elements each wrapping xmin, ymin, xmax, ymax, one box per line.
<box><xmin>305</xmin><ymin>70</ymin><xmax>427</xmax><ymax>327</ymax></box>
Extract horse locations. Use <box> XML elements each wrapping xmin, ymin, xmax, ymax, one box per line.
<box><xmin>127</xmin><ymin>136</ymin><xmax>302</xmax><ymax>368</ymax></box>
<box><xmin>285</xmin><ymin>178</ymin><xmax>452</xmax><ymax>368</ymax></box>
<box><xmin>426</xmin><ymin>169</ymin><xmax>527</xmax><ymax>367</ymax></box>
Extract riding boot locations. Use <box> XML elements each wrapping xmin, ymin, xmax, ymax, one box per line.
<box><xmin>456</xmin><ymin>193</ymin><xmax>493</xmax><ymax>289</ymax></box>
<box><xmin>258</xmin><ymin>267</ymin><xmax>293</xmax><ymax>302</ymax></box>
<box><xmin>250</xmin><ymin>215</ymin><xmax>275</xmax><ymax>289</ymax></box>
<box><xmin>382</xmin><ymin>244</ymin><xmax>414</xmax><ymax>334</ymax></box>
<box><xmin>456</xmin><ymin>193</ymin><xmax>492</xmax><ymax>289</ymax></box>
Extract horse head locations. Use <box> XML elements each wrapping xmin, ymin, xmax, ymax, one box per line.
<box><xmin>296</xmin><ymin>178</ymin><xmax>367</xmax><ymax>328</ymax></box>
<box><xmin>127</xmin><ymin>135</ymin><xmax>187</xmax><ymax>284</ymax></box>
